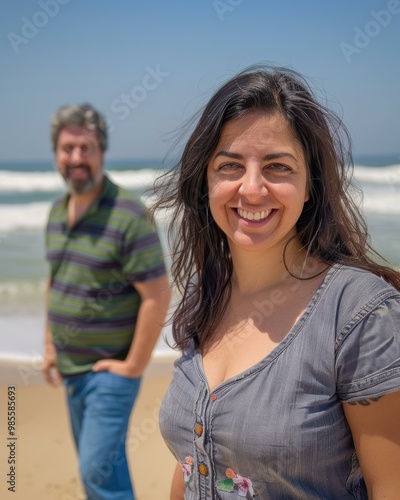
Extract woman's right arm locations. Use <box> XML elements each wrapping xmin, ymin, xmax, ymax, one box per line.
<box><xmin>170</xmin><ymin>463</ymin><xmax>185</xmax><ymax>500</ymax></box>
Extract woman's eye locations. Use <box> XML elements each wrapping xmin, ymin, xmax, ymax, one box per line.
<box><xmin>266</xmin><ymin>163</ymin><xmax>291</xmax><ymax>173</ymax></box>
<box><xmin>218</xmin><ymin>163</ymin><xmax>240</xmax><ymax>172</ymax></box>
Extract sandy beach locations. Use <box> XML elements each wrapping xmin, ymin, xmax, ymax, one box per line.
<box><xmin>0</xmin><ymin>353</ymin><xmax>178</xmax><ymax>500</ymax></box>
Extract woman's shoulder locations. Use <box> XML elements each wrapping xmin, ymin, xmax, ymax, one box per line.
<box><xmin>329</xmin><ymin>264</ymin><xmax>399</xmax><ymax>297</ymax></box>
<box><xmin>321</xmin><ymin>264</ymin><xmax>400</xmax><ymax>324</ymax></box>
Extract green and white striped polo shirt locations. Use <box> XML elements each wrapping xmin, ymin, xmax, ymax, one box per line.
<box><xmin>46</xmin><ymin>176</ymin><xmax>166</xmax><ymax>377</ymax></box>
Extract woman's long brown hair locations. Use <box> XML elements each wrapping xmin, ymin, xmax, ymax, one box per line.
<box><xmin>152</xmin><ymin>65</ymin><xmax>400</xmax><ymax>351</ymax></box>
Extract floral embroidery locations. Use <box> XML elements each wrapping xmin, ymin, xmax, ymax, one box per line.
<box><xmin>217</xmin><ymin>467</ymin><xmax>258</xmax><ymax>497</ymax></box>
<box><xmin>180</xmin><ymin>456</ymin><xmax>194</xmax><ymax>484</ymax></box>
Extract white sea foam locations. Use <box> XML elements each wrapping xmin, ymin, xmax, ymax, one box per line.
<box><xmin>0</xmin><ymin>279</ymin><xmax>46</xmax><ymax>299</ymax></box>
<box><xmin>361</xmin><ymin>192</ymin><xmax>400</xmax><ymax>215</ymax></box>
<box><xmin>108</xmin><ymin>169</ymin><xmax>163</xmax><ymax>189</ymax></box>
<box><xmin>0</xmin><ymin>168</ymin><xmax>162</xmax><ymax>192</ymax></box>
<box><xmin>354</xmin><ymin>164</ymin><xmax>400</xmax><ymax>185</ymax></box>
<box><xmin>0</xmin><ymin>171</ymin><xmax>64</xmax><ymax>192</ymax></box>
<box><xmin>0</xmin><ymin>200</ymin><xmax>171</xmax><ymax>233</ymax></box>
<box><xmin>0</xmin><ymin>202</ymin><xmax>51</xmax><ymax>231</ymax></box>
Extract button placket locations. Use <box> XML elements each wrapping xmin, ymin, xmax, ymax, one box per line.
<box><xmin>193</xmin><ymin>381</ymin><xmax>215</xmax><ymax>498</ymax></box>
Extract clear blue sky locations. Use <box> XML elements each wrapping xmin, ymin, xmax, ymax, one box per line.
<box><xmin>1</xmin><ymin>0</ymin><xmax>399</xmax><ymax>161</ymax></box>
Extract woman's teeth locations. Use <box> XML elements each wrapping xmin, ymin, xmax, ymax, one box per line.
<box><xmin>237</xmin><ymin>208</ymin><xmax>271</xmax><ymax>221</ymax></box>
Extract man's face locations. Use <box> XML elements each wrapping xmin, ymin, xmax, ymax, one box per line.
<box><xmin>55</xmin><ymin>126</ymin><xmax>104</xmax><ymax>195</ymax></box>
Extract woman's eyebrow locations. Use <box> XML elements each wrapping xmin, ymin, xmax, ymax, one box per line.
<box><xmin>213</xmin><ymin>150</ymin><xmax>298</xmax><ymax>162</ymax></box>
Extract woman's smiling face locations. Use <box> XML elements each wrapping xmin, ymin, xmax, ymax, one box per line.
<box><xmin>207</xmin><ymin>111</ymin><xmax>309</xmax><ymax>258</ymax></box>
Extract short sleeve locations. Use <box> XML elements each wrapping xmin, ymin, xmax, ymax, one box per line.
<box><xmin>335</xmin><ymin>294</ymin><xmax>400</xmax><ymax>402</ymax></box>
<box><xmin>121</xmin><ymin>209</ymin><xmax>166</xmax><ymax>283</ymax></box>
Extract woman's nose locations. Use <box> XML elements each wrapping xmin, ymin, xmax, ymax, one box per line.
<box><xmin>238</xmin><ymin>170</ymin><xmax>268</xmax><ymax>199</ymax></box>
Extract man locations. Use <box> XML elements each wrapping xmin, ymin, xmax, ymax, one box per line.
<box><xmin>43</xmin><ymin>103</ymin><xmax>171</xmax><ymax>499</ymax></box>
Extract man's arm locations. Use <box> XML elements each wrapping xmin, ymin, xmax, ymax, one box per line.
<box><xmin>42</xmin><ymin>278</ymin><xmax>62</xmax><ymax>387</ymax></box>
<box><xmin>93</xmin><ymin>274</ymin><xmax>171</xmax><ymax>377</ymax></box>
<box><xmin>343</xmin><ymin>390</ymin><xmax>400</xmax><ymax>499</ymax></box>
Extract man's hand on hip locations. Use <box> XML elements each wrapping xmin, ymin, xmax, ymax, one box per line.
<box><xmin>92</xmin><ymin>359</ymin><xmax>142</xmax><ymax>378</ymax></box>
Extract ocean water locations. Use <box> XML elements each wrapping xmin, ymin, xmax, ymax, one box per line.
<box><xmin>1</xmin><ymin>157</ymin><xmax>400</xmax><ymax>363</ymax></box>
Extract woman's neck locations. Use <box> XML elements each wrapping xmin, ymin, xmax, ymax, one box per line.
<box><xmin>229</xmin><ymin>239</ymin><xmax>320</xmax><ymax>294</ymax></box>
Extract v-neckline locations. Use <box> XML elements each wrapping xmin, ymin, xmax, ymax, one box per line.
<box><xmin>195</xmin><ymin>263</ymin><xmax>341</xmax><ymax>394</ymax></box>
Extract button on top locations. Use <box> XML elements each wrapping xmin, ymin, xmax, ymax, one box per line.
<box><xmin>194</xmin><ymin>423</ymin><xmax>203</xmax><ymax>436</ymax></box>
<box><xmin>198</xmin><ymin>463</ymin><xmax>208</xmax><ymax>476</ymax></box>
<box><xmin>211</xmin><ymin>394</ymin><xmax>217</xmax><ymax>401</ymax></box>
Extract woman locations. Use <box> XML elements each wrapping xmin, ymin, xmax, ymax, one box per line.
<box><xmin>153</xmin><ymin>66</ymin><xmax>400</xmax><ymax>499</ymax></box>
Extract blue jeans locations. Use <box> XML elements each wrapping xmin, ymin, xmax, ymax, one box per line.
<box><xmin>64</xmin><ymin>371</ymin><xmax>141</xmax><ymax>500</ymax></box>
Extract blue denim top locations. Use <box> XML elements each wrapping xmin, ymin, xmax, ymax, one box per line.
<box><xmin>160</xmin><ymin>264</ymin><xmax>400</xmax><ymax>499</ymax></box>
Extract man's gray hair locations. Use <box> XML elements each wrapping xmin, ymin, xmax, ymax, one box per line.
<box><xmin>50</xmin><ymin>103</ymin><xmax>108</xmax><ymax>152</ymax></box>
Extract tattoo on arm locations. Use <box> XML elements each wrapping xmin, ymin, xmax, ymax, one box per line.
<box><xmin>348</xmin><ymin>396</ymin><xmax>383</xmax><ymax>406</ymax></box>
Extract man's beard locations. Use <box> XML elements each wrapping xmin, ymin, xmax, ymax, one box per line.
<box><xmin>62</xmin><ymin>164</ymin><xmax>102</xmax><ymax>195</ymax></box>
